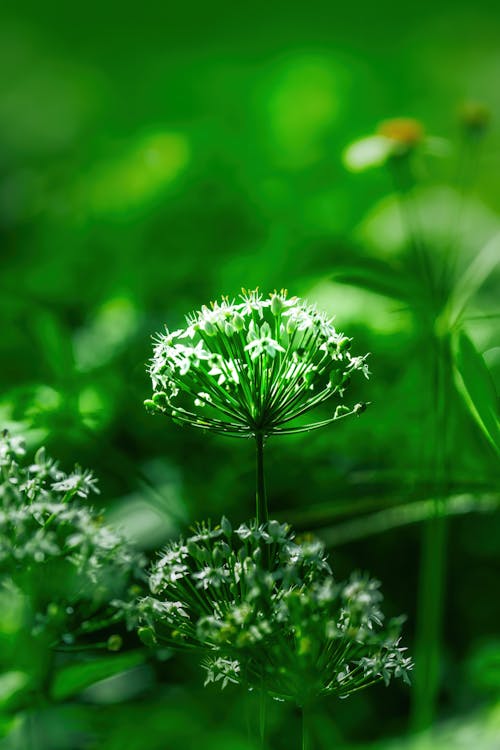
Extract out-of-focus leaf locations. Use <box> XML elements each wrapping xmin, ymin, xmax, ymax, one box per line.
<box><xmin>316</xmin><ymin>493</ymin><xmax>499</xmax><ymax>546</ymax></box>
<box><xmin>73</xmin><ymin>296</ymin><xmax>140</xmax><ymax>372</ymax></box>
<box><xmin>356</xmin><ymin>700</ymin><xmax>500</xmax><ymax>749</ymax></box>
<box><xmin>357</xmin><ymin>187</ymin><xmax>499</xmax><ymax>261</ymax></box>
<box><xmin>453</xmin><ymin>331</ymin><xmax>500</xmax><ymax>455</ymax></box>
<box><xmin>450</xmin><ymin>231</ymin><xmax>500</xmax><ymax>324</ymax></box>
<box><xmin>331</xmin><ymin>257</ymin><xmax>412</xmax><ymax>302</ymax></box>
<box><xmin>264</xmin><ymin>54</ymin><xmax>340</xmax><ymax>169</ymax></box>
<box><xmin>50</xmin><ymin>652</ymin><xmax>145</xmax><ymax>702</ymax></box>
<box><xmin>83</xmin><ymin>131</ymin><xmax>190</xmax><ymax>216</ymax></box>
<box><xmin>31</xmin><ymin>311</ymin><xmax>74</xmax><ymax>381</ymax></box>
<box><xmin>468</xmin><ymin>641</ymin><xmax>500</xmax><ymax>695</ymax></box>
<box><xmin>0</xmin><ymin>672</ymin><xmax>29</xmax><ymax>709</ymax></box>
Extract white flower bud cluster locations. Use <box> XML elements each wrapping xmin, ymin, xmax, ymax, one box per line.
<box><xmin>146</xmin><ymin>289</ymin><xmax>370</xmax><ymax>437</ymax></box>
<box><xmin>0</xmin><ymin>431</ymin><xmax>143</xmax><ymax>644</ymax></box>
<box><xmin>140</xmin><ymin>517</ymin><xmax>412</xmax><ymax>704</ymax></box>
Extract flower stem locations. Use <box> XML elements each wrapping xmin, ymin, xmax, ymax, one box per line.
<box><xmin>259</xmin><ymin>687</ymin><xmax>267</xmax><ymax>749</ymax></box>
<box><xmin>255</xmin><ymin>432</ymin><xmax>268</xmax><ymax>526</ymax></box>
<box><xmin>411</xmin><ymin>335</ymin><xmax>450</xmax><ymax>730</ymax></box>
<box><xmin>301</xmin><ymin>704</ymin><xmax>311</xmax><ymax>750</ymax></box>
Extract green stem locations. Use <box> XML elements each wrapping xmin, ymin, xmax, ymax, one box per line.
<box><xmin>388</xmin><ymin>155</ymin><xmax>434</xmax><ymax>297</ymax></box>
<box><xmin>411</xmin><ymin>335</ymin><xmax>450</xmax><ymax>730</ymax></box>
<box><xmin>388</xmin><ymin>150</ymin><xmax>451</xmax><ymax>731</ymax></box>
<box><xmin>259</xmin><ymin>687</ymin><xmax>267</xmax><ymax>749</ymax></box>
<box><xmin>301</xmin><ymin>704</ymin><xmax>312</xmax><ymax>750</ymax></box>
<box><xmin>411</xmin><ymin>510</ymin><xmax>447</xmax><ymax>730</ymax></box>
<box><xmin>255</xmin><ymin>432</ymin><xmax>268</xmax><ymax>526</ymax></box>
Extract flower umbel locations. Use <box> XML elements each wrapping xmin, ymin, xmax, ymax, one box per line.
<box><xmin>0</xmin><ymin>431</ymin><xmax>143</xmax><ymax>645</ymax></box>
<box><xmin>140</xmin><ymin>517</ymin><xmax>412</xmax><ymax>706</ymax></box>
<box><xmin>146</xmin><ymin>289</ymin><xmax>369</xmax><ymax>437</ymax></box>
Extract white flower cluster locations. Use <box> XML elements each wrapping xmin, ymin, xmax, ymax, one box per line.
<box><xmin>140</xmin><ymin>517</ymin><xmax>412</xmax><ymax>704</ymax></box>
<box><xmin>0</xmin><ymin>431</ymin><xmax>143</xmax><ymax>644</ymax></box>
<box><xmin>146</xmin><ymin>289</ymin><xmax>369</xmax><ymax>437</ymax></box>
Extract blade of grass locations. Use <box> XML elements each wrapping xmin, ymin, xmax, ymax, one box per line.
<box><xmin>314</xmin><ymin>493</ymin><xmax>499</xmax><ymax>546</ymax></box>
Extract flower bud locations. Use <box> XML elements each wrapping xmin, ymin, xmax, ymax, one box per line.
<box><xmin>221</xmin><ymin>516</ymin><xmax>232</xmax><ymax>537</ymax></box>
<box><xmin>138</xmin><ymin>627</ymin><xmax>157</xmax><ymax>647</ymax></box>
<box><xmin>459</xmin><ymin>101</ymin><xmax>490</xmax><ymax>138</ymax></box>
<box><xmin>107</xmin><ymin>634</ymin><xmax>123</xmax><ymax>652</ymax></box>
<box><xmin>270</xmin><ymin>294</ymin><xmax>285</xmax><ymax>316</ymax></box>
<box><xmin>232</xmin><ymin>312</ymin><xmax>245</xmax><ymax>331</ymax></box>
<box><xmin>187</xmin><ymin>541</ymin><xmax>208</xmax><ymax>562</ymax></box>
<box><xmin>260</xmin><ymin>321</ymin><xmax>272</xmax><ymax>338</ymax></box>
<box><xmin>377</xmin><ymin>118</ymin><xmax>424</xmax><ymax>155</ymax></box>
<box><xmin>213</xmin><ymin>546</ymin><xmax>224</xmax><ymax>565</ymax></box>
<box><xmin>337</xmin><ymin>337</ymin><xmax>352</xmax><ymax>352</ymax></box>
<box><xmin>152</xmin><ymin>392</ymin><xmax>168</xmax><ymax>408</ymax></box>
<box><xmin>329</xmin><ymin>369</ymin><xmax>343</xmax><ymax>388</ymax></box>
<box><xmin>144</xmin><ymin>399</ymin><xmax>160</xmax><ymax>413</ymax></box>
<box><xmin>353</xmin><ymin>402</ymin><xmax>367</xmax><ymax>415</ymax></box>
<box><xmin>203</xmin><ymin>320</ymin><xmax>216</xmax><ymax>336</ymax></box>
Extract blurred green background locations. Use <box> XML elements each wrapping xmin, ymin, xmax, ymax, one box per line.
<box><xmin>1</xmin><ymin>0</ymin><xmax>499</xmax><ymax>747</ymax></box>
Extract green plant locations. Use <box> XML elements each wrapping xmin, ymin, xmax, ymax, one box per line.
<box><xmin>342</xmin><ymin>112</ymin><xmax>499</xmax><ymax>730</ymax></box>
<box><xmin>144</xmin><ymin>291</ymin><xmax>411</xmax><ymax>748</ymax></box>
<box><xmin>146</xmin><ymin>288</ymin><xmax>369</xmax><ymax>524</ymax></box>
<box><xmin>139</xmin><ymin>518</ymin><xmax>411</xmax><ymax>705</ymax></box>
<box><xmin>0</xmin><ymin>430</ymin><xmax>144</xmax><ymax>745</ymax></box>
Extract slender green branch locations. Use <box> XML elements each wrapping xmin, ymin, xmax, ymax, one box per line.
<box><xmin>388</xmin><ymin>155</ymin><xmax>434</xmax><ymax>298</ymax></box>
<box><xmin>301</xmin><ymin>704</ymin><xmax>312</xmax><ymax>750</ymax></box>
<box><xmin>259</xmin><ymin>687</ymin><xmax>267</xmax><ymax>749</ymax></box>
<box><xmin>386</xmin><ymin>151</ymin><xmax>452</xmax><ymax>731</ymax></box>
<box><xmin>441</xmin><ymin>134</ymin><xmax>482</xmax><ymax>292</ymax></box>
<box><xmin>255</xmin><ymin>432</ymin><xmax>268</xmax><ymax>526</ymax></box>
<box><xmin>411</xmin><ymin>334</ymin><xmax>450</xmax><ymax>730</ymax></box>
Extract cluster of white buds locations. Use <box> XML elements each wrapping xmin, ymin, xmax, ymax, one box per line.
<box><xmin>146</xmin><ymin>289</ymin><xmax>369</xmax><ymax>437</ymax></box>
<box><xmin>0</xmin><ymin>431</ymin><xmax>143</xmax><ymax>645</ymax></box>
<box><xmin>139</xmin><ymin>517</ymin><xmax>412</xmax><ymax>706</ymax></box>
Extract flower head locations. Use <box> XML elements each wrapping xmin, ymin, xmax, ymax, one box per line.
<box><xmin>459</xmin><ymin>101</ymin><xmax>491</xmax><ymax>138</ymax></box>
<box><xmin>140</xmin><ymin>517</ymin><xmax>412</xmax><ymax>705</ymax></box>
<box><xmin>0</xmin><ymin>431</ymin><xmax>143</xmax><ymax>645</ymax></box>
<box><xmin>343</xmin><ymin>118</ymin><xmax>448</xmax><ymax>172</ymax></box>
<box><xmin>377</xmin><ymin>118</ymin><xmax>425</xmax><ymax>150</ymax></box>
<box><xmin>146</xmin><ymin>289</ymin><xmax>369</xmax><ymax>437</ymax></box>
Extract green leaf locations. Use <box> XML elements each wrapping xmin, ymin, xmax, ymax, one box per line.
<box><xmin>31</xmin><ymin>310</ymin><xmax>75</xmax><ymax>382</ymax></box>
<box><xmin>50</xmin><ymin>651</ymin><xmax>145</xmax><ymax>701</ymax></box>
<box><xmin>316</xmin><ymin>493</ymin><xmax>499</xmax><ymax>547</ymax></box>
<box><xmin>331</xmin><ymin>257</ymin><xmax>413</xmax><ymax>302</ymax></box>
<box><xmin>450</xmin><ymin>230</ymin><xmax>500</xmax><ymax>324</ymax></box>
<box><xmin>453</xmin><ymin>331</ymin><xmax>500</xmax><ymax>454</ymax></box>
<box><xmin>0</xmin><ymin>671</ymin><xmax>29</xmax><ymax>709</ymax></box>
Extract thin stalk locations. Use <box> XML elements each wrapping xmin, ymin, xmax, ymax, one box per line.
<box><xmin>24</xmin><ymin>711</ymin><xmax>37</xmax><ymax>750</ymax></box>
<box><xmin>441</xmin><ymin>134</ymin><xmax>482</xmax><ymax>292</ymax></box>
<box><xmin>301</xmin><ymin>704</ymin><xmax>312</xmax><ymax>750</ymax></box>
<box><xmin>259</xmin><ymin>687</ymin><xmax>267</xmax><ymax>749</ymax></box>
<box><xmin>388</xmin><ymin>155</ymin><xmax>434</xmax><ymax>296</ymax></box>
<box><xmin>386</xmin><ymin>153</ymin><xmax>451</xmax><ymax>731</ymax></box>
<box><xmin>411</xmin><ymin>334</ymin><xmax>450</xmax><ymax>730</ymax></box>
<box><xmin>255</xmin><ymin>432</ymin><xmax>268</xmax><ymax>525</ymax></box>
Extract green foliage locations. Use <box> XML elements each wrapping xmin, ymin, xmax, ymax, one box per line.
<box><xmin>0</xmin><ymin>1</ymin><xmax>499</xmax><ymax>746</ymax></box>
<box><xmin>51</xmin><ymin>652</ymin><xmax>145</xmax><ymax>701</ymax></box>
<box><xmin>453</xmin><ymin>332</ymin><xmax>500</xmax><ymax>455</ymax></box>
